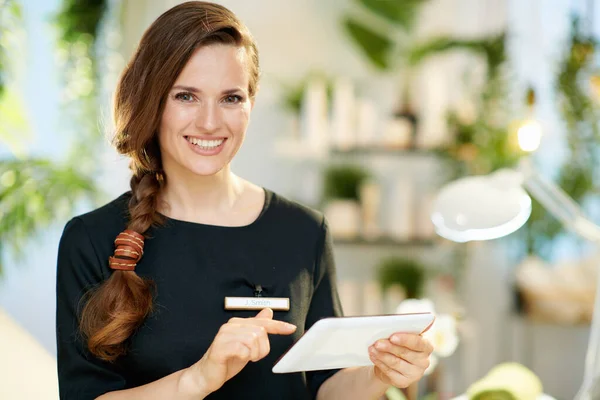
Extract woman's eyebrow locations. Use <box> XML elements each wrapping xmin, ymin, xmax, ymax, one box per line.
<box><xmin>222</xmin><ymin>87</ymin><xmax>245</xmax><ymax>95</ymax></box>
<box><xmin>171</xmin><ymin>85</ymin><xmax>246</xmax><ymax>95</ymax></box>
<box><xmin>172</xmin><ymin>85</ymin><xmax>200</xmax><ymax>93</ymax></box>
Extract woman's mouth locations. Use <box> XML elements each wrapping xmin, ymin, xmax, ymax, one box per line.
<box><xmin>184</xmin><ymin>136</ymin><xmax>227</xmax><ymax>155</ymax></box>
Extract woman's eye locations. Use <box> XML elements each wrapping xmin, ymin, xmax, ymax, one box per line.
<box><xmin>224</xmin><ymin>95</ymin><xmax>243</xmax><ymax>104</ymax></box>
<box><xmin>175</xmin><ymin>92</ymin><xmax>195</xmax><ymax>102</ymax></box>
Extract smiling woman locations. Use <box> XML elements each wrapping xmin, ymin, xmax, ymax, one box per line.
<box><xmin>55</xmin><ymin>2</ymin><xmax>433</xmax><ymax>400</ymax></box>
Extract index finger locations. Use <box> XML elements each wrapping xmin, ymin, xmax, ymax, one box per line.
<box><xmin>244</xmin><ymin>318</ymin><xmax>297</xmax><ymax>335</ymax></box>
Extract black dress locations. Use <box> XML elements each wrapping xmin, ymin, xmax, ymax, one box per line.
<box><xmin>56</xmin><ymin>189</ymin><xmax>343</xmax><ymax>400</ymax></box>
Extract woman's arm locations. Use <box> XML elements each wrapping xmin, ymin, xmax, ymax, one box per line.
<box><xmin>96</xmin><ymin>367</ymin><xmax>209</xmax><ymax>400</ymax></box>
<box><xmin>316</xmin><ymin>366</ymin><xmax>389</xmax><ymax>400</ymax></box>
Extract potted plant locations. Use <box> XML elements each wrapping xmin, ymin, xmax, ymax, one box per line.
<box><xmin>377</xmin><ymin>256</ymin><xmax>426</xmax><ymax>300</ymax></box>
<box><xmin>322</xmin><ymin>164</ymin><xmax>369</xmax><ymax>239</ymax></box>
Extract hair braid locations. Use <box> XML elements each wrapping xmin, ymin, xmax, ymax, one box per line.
<box><xmin>79</xmin><ymin>172</ymin><xmax>163</xmax><ymax>361</ymax></box>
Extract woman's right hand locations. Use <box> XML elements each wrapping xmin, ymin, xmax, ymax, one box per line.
<box><xmin>190</xmin><ymin>307</ymin><xmax>297</xmax><ymax>395</ymax></box>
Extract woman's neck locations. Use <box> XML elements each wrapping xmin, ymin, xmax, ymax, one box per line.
<box><xmin>158</xmin><ymin>165</ymin><xmax>245</xmax><ymax>223</ymax></box>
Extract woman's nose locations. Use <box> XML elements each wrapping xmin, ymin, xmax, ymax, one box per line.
<box><xmin>195</xmin><ymin>102</ymin><xmax>221</xmax><ymax>132</ymax></box>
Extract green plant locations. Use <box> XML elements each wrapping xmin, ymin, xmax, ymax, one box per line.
<box><xmin>0</xmin><ymin>160</ymin><xmax>99</xmax><ymax>272</ymax></box>
<box><xmin>0</xmin><ymin>0</ymin><xmax>103</xmax><ymax>276</ymax></box>
<box><xmin>377</xmin><ymin>257</ymin><xmax>426</xmax><ymax>299</ymax></box>
<box><xmin>525</xmin><ymin>16</ymin><xmax>600</xmax><ymax>259</ymax></box>
<box><xmin>341</xmin><ymin>1</ymin><xmax>523</xmax><ymax>175</ymax></box>
<box><xmin>407</xmin><ymin>33</ymin><xmax>525</xmax><ymax>176</ymax></box>
<box><xmin>0</xmin><ymin>0</ymin><xmax>22</xmax><ymax>98</ymax></box>
<box><xmin>341</xmin><ymin>0</ymin><xmax>428</xmax><ymax>71</ymax></box>
<box><xmin>55</xmin><ymin>0</ymin><xmax>107</xmax><ymax>44</ymax></box>
<box><xmin>53</xmin><ymin>0</ymin><xmax>108</xmax><ymax>168</ymax></box>
<box><xmin>322</xmin><ymin>164</ymin><xmax>369</xmax><ymax>202</ymax></box>
<box><xmin>408</xmin><ymin>34</ymin><xmax>506</xmax><ymax>80</ymax></box>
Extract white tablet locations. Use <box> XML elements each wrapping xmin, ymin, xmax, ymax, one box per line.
<box><xmin>272</xmin><ymin>312</ymin><xmax>435</xmax><ymax>373</ymax></box>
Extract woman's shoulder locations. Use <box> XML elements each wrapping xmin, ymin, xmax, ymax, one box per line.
<box><xmin>265</xmin><ymin>188</ymin><xmax>326</xmax><ymax>232</ymax></box>
<box><xmin>73</xmin><ymin>191</ymin><xmax>131</xmax><ymax>230</ymax></box>
<box><xmin>58</xmin><ymin>192</ymin><xmax>133</xmax><ymax>279</ymax></box>
<box><xmin>61</xmin><ymin>192</ymin><xmax>132</xmax><ymax>249</ymax></box>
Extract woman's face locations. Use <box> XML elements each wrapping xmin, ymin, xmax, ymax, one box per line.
<box><xmin>158</xmin><ymin>44</ymin><xmax>253</xmax><ymax>178</ymax></box>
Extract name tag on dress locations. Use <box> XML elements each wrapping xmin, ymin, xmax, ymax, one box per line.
<box><xmin>224</xmin><ymin>297</ymin><xmax>290</xmax><ymax>311</ymax></box>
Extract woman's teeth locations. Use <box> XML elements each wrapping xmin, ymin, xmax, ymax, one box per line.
<box><xmin>186</xmin><ymin>137</ymin><xmax>224</xmax><ymax>149</ymax></box>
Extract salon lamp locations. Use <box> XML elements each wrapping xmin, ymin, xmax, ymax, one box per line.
<box><xmin>430</xmin><ymin>123</ymin><xmax>600</xmax><ymax>400</ymax></box>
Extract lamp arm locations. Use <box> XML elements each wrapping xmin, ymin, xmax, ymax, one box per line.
<box><xmin>518</xmin><ymin>160</ymin><xmax>600</xmax><ymax>243</ymax></box>
<box><xmin>517</xmin><ymin>160</ymin><xmax>600</xmax><ymax>399</ymax></box>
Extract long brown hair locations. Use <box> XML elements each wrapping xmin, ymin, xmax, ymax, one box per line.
<box><xmin>79</xmin><ymin>1</ymin><xmax>260</xmax><ymax>362</ymax></box>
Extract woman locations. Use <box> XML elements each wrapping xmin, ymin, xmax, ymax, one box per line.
<box><xmin>56</xmin><ymin>2</ymin><xmax>434</xmax><ymax>399</ymax></box>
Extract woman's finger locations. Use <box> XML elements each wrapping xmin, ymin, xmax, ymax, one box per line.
<box><xmin>370</xmin><ymin>347</ymin><xmax>423</xmax><ymax>380</ymax></box>
<box><xmin>228</xmin><ymin>316</ymin><xmax>297</xmax><ymax>335</ymax></box>
<box><xmin>372</xmin><ymin>339</ymin><xmax>431</xmax><ymax>369</ymax></box>
<box><xmin>369</xmin><ymin>350</ymin><xmax>411</xmax><ymax>388</ymax></box>
<box><xmin>243</xmin><ymin>325</ymin><xmax>270</xmax><ymax>361</ymax></box>
<box><xmin>213</xmin><ymin>332</ymin><xmax>252</xmax><ymax>363</ymax></box>
<box><xmin>389</xmin><ymin>333</ymin><xmax>434</xmax><ymax>354</ymax></box>
<box><xmin>227</xmin><ymin>325</ymin><xmax>272</xmax><ymax>362</ymax></box>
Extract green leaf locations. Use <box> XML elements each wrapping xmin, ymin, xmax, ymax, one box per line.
<box><xmin>8</xmin><ymin>1</ymin><xmax>22</xmax><ymax>19</ymax></box>
<box><xmin>0</xmin><ymin>158</ymin><xmax>99</xmax><ymax>274</ymax></box>
<box><xmin>54</xmin><ymin>0</ymin><xmax>108</xmax><ymax>44</ymax></box>
<box><xmin>0</xmin><ymin>88</ymin><xmax>32</xmax><ymax>156</ymax></box>
<box><xmin>1</xmin><ymin>0</ymin><xmax>24</xmax><ymax>97</ymax></box>
<box><xmin>385</xmin><ymin>386</ymin><xmax>408</xmax><ymax>400</ymax></box>
<box><xmin>342</xmin><ymin>17</ymin><xmax>394</xmax><ymax>70</ymax></box>
<box><xmin>408</xmin><ymin>33</ymin><xmax>506</xmax><ymax>79</ymax></box>
<box><xmin>357</xmin><ymin>0</ymin><xmax>425</xmax><ymax>29</ymax></box>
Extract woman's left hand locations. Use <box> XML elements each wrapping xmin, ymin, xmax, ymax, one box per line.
<box><xmin>368</xmin><ymin>333</ymin><xmax>434</xmax><ymax>388</ymax></box>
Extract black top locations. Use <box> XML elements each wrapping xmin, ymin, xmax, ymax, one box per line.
<box><xmin>56</xmin><ymin>189</ymin><xmax>343</xmax><ymax>400</ymax></box>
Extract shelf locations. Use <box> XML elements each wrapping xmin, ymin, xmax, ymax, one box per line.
<box><xmin>330</xmin><ymin>146</ymin><xmax>445</xmax><ymax>157</ymax></box>
<box><xmin>332</xmin><ymin>235</ymin><xmax>437</xmax><ymax>247</ymax></box>
<box><xmin>274</xmin><ymin>138</ymin><xmax>448</xmax><ymax>160</ymax></box>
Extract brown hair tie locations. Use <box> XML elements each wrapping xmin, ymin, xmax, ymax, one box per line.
<box><xmin>109</xmin><ymin>230</ymin><xmax>145</xmax><ymax>271</ymax></box>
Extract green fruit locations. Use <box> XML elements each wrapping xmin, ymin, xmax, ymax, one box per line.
<box><xmin>467</xmin><ymin>363</ymin><xmax>543</xmax><ymax>400</ymax></box>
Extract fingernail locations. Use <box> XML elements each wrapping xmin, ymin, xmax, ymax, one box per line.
<box><xmin>375</xmin><ymin>341</ymin><xmax>384</xmax><ymax>350</ymax></box>
<box><xmin>285</xmin><ymin>323</ymin><xmax>297</xmax><ymax>331</ymax></box>
<box><xmin>391</xmin><ymin>335</ymin><xmax>401</xmax><ymax>344</ymax></box>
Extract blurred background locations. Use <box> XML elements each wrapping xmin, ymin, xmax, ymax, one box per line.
<box><xmin>1</xmin><ymin>0</ymin><xmax>599</xmax><ymax>399</ymax></box>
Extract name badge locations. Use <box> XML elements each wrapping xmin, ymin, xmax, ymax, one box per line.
<box><xmin>224</xmin><ymin>297</ymin><xmax>290</xmax><ymax>311</ymax></box>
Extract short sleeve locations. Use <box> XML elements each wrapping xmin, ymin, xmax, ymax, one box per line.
<box><xmin>56</xmin><ymin>217</ymin><xmax>126</xmax><ymax>400</ymax></box>
<box><xmin>305</xmin><ymin>217</ymin><xmax>344</xmax><ymax>398</ymax></box>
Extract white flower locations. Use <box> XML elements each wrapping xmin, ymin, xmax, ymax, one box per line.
<box><xmin>429</xmin><ymin>314</ymin><xmax>459</xmax><ymax>357</ymax></box>
<box><xmin>395</xmin><ymin>298</ymin><xmax>436</xmax><ymax>314</ymax></box>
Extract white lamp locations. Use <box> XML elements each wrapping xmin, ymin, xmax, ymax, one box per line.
<box><xmin>431</xmin><ymin>156</ymin><xmax>600</xmax><ymax>400</ymax></box>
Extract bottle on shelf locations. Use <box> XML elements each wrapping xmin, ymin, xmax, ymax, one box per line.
<box><xmin>383</xmin><ymin>81</ymin><xmax>418</xmax><ymax>149</ymax></box>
